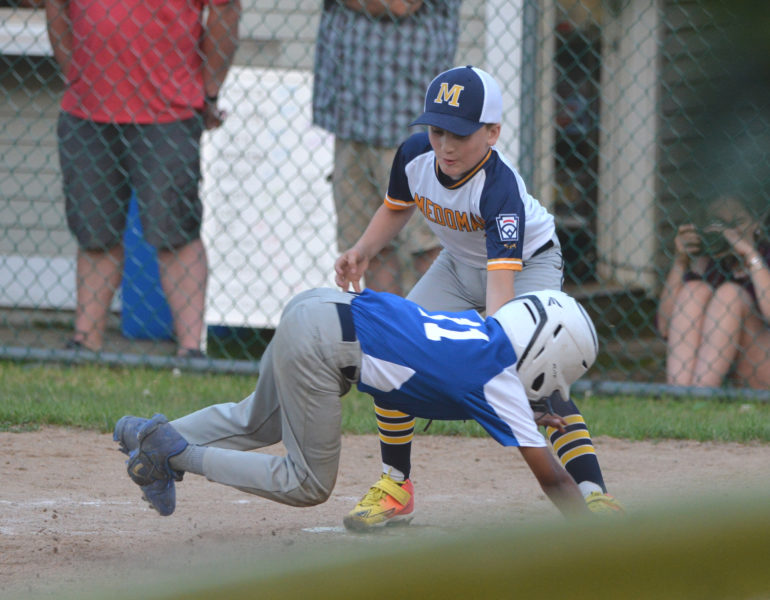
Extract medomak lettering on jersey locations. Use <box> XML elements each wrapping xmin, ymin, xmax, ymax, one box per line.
<box><xmin>496</xmin><ymin>214</ymin><xmax>519</xmax><ymax>242</ymax></box>
<box><xmin>414</xmin><ymin>193</ymin><xmax>485</xmax><ymax>232</ymax></box>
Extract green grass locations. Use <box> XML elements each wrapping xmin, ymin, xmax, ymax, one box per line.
<box><xmin>1</xmin><ymin>360</ymin><xmax>769</xmax><ymax>443</ymax></box>
<box><xmin>0</xmin><ymin>361</ymin><xmax>253</xmax><ymax>433</ymax></box>
<box><xmin>573</xmin><ymin>395</ymin><xmax>770</xmax><ymax>443</ymax></box>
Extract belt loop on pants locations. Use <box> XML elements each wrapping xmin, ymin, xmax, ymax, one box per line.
<box><xmin>335</xmin><ymin>302</ymin><xmax>358</xmax><ymax>381</ymax></box>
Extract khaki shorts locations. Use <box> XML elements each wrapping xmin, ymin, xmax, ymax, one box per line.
<box><xmin>332</xmin><ymin>138</ymin><xmax>438</xmax><ymax>258</ymax></box>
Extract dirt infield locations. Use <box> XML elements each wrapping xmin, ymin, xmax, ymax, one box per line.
<box><xmin>2</xmin><ymin>429</ymin><xmax>770</xmax><ymax>599</ymax></box>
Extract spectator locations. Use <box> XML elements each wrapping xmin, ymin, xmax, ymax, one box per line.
<box><xmin>46</xmin><ymin>0</ymin><xmax>240</xmax><ymax>356</ymax></box>
<box><xmin>312</xmin><ymin>0</ymin><xmax>461</xmax><ymax>294</ymax></box>
<box><xmin>658</xmin><ymin>195</ymin><xmax>770</xmax><ymax>388</ymax></box>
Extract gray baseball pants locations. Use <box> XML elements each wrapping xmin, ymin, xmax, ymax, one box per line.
<box><xmin>171</xmin><ymin>288</ymin><xmax>361</xmax><ymax>507</ymax></box>
<box><xmin>407</xmin><ymin>236</ymin><xmax>564</xmax><ymax>312</ymax></box>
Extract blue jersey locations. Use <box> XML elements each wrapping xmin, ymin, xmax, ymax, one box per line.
<box><xmin>350</xmin><ymin>289</ymin><xmax>546</xmax><ymax>448</ymax></box>
<box><xmin>383</xmin><ymin>132</ymin><xmax>555</xmax><ymax>271</ymax></box>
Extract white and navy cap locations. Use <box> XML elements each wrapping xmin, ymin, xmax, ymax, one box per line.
<box><xmin>410</xmin><ymin>65</ymin><xmax>503</xmax><ymax>136</ymax></box>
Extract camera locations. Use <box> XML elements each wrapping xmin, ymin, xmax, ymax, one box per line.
<box><xmin>696</xmin><ymin>224</ymin><xmax>731</xmax><ymax>256</ymax></box>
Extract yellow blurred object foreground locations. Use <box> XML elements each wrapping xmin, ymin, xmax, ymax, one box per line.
<box><xmin>78</xmin><ymin>492</ymin><xmax>770</xmax><ymax>600</ymax></box>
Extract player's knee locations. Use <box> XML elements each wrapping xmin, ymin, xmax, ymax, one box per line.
<box><xmin>296</xmin><ymin>482</ymin><xmax>333</xmax><ymax>506</ymax></box>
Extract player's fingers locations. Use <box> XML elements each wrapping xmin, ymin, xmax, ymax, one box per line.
<box><xmin>333</xmin><ymin>254</ymin><xmax>348</xmax><ymax>274</ymax></box>
<box><xmin>333</xmin><ymin>263</ymin><xmax>345</xmax><ymax>286</ymax></box>
<box><xmin>334</xmin><ymin>254</ymin><xmax>355</xmax><ymax>288</ymax></box>
<box><xmin>535</xmin><ymin>413</ymin><xmax>567</xmax><ymax>432</ymax></box>
<box><xmin>334</xmin><ymin>273</ymin><xmax>349</xmax><ymax>290</ymax></box>
<box><xmin>338</xmin><ymin>252</ymin><xmax>366</xmax><ymax>293</ymax></box>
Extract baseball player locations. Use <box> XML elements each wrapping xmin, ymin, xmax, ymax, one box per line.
<box><xmin>115</xmin><ymin>287</ymin><xmax>598</xmax><ymax>521</ymax></box>
<box><xmin>334</xmin><ymin>66</ymin><xmax>622</xmax><ymax>528</ymax></box>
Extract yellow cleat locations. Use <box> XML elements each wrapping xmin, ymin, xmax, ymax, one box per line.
<box><xmin>586</xmin><ymin>491</ymin><xmax>625</xmax><ymax>515</ymax></box>
<box><xmin>343</xmin><ymin>473</ymin><xmax>415</xmax><ymax>531</ymax></box>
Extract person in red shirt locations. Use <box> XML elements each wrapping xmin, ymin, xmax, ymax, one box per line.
<box><xmin>46</xmin><ymin>0</ymin><xmax>240</xmax><ymax>355</ymax></box>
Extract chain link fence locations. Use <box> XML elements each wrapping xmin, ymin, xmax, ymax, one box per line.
<box><xmin>1</xmin><ymin>1</ymin><xmax>768</xmax><ymax>396</ymax></box>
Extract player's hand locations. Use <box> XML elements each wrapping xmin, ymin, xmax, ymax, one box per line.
<box><xmin>534</xmin><ymin>412</ymin><xmax>567</xmax><ymax>432</ymax></box>
<box><xmin>334</xmin><ymin>248</ymin><xmax>369</xmax><ymax>292</ymax></box>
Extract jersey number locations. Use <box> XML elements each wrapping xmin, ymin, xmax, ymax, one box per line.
<box><xmin>421</xmin><ymin>312</ymin><xmax>489</xmax><ymax>342</ymax></box>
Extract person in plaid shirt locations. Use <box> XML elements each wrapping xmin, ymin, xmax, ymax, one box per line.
<box><xmin>312</xmin><ymin>0</ymin><xmax>462</xmax><ymax>295</ymax></box>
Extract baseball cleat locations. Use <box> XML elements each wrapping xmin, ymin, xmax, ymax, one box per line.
<box><xmin>343</xmin><ymin>473</ymin><xmax>414</xmax><ymax>531</ymax></box>
<box><xmin>126</xmin><ymin>414</ymin><xmax>187</xmax><ymax>516</ymax></box>
<box><xmin>137</xmin><ymin>477</ymin><xmax>177</xmax><ymax>517</ymax></box>
<box><xmin>585</xmin><ymin>491</ymin><xmax>625</xmax><ymax>515</ymax></box>
<box><xmin>113</xmin><ymin>415</ymin><xmax>149</xmax><ymax>456</ymax></box>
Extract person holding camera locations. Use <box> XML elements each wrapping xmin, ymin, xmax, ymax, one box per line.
<box><xmin>658</xmin><ymin>196</ymin><xmax>770</xmax><ymax>388</ymax></box>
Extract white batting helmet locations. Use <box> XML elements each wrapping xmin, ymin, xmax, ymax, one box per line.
<box><xmin>492</xmin><ymin>290</ymin><xmax>598</xmax><ymax>401</ymax></box>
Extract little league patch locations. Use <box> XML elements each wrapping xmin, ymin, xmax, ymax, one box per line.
<box><xmin>496</xmin><ymin>214</ymin><xmax>519</xmax><ymax>242</ymax></box>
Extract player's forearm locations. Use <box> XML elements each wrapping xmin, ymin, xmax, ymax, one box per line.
<box><xmin>201</xmin><ymin>0</ymin><xmax>241</xmax><ymax>97</ymax></box>
<box><xmin>353</xmin><ymin>204</ymin><xmax>415</xmax><ymax>259</ymax></box>
<box><xmin>45</xmin><ymin>0</ymin><xmax>72</xmax><ymax>77</ymax></box>
<box><xmin>520</xmin><ymin>447</ymin><xmax>588</xmax><ymax>518</ymax></box>
<box><xmin>485</xmin><ymin>270</ymin><xmax>516</xmax><ymax>315</ymax></box>
<box><xmin>540</xmin><ymin>476</ymin><xmax>590</xmax><ymax>518</ymax></box>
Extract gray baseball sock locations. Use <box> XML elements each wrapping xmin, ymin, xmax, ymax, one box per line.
<box><xmin>169</xmin><ymin>444</ymin><xmax>206</xmax><ymax>475</ymax></box>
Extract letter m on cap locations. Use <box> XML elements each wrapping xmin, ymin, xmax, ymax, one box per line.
<box><xmin>433</xmin><ymin>83</ymin><xmax>464</xmax><ymax>107</ymax></box>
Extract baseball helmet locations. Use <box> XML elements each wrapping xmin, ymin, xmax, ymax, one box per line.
<box><xmin>492</xmin><ymin>290</ymin><xmax>598</xmax><ymax>401</ymax></box>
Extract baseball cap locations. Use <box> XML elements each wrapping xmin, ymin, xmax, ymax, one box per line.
<box><xmin>410</xmin><ymin>65</ymin><xmax>503</xmax><ymax>136</ymax></box>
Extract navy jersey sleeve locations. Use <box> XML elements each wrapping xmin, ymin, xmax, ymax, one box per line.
<box><xmin>385</xmin><ymin>132</ymin><xmax>433</xmax><ymax>210</ymax></box>
<box><xmin>479</xmin><ymin>155</ymin><xmax>528</xmax><ymax>269</ymax></box>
